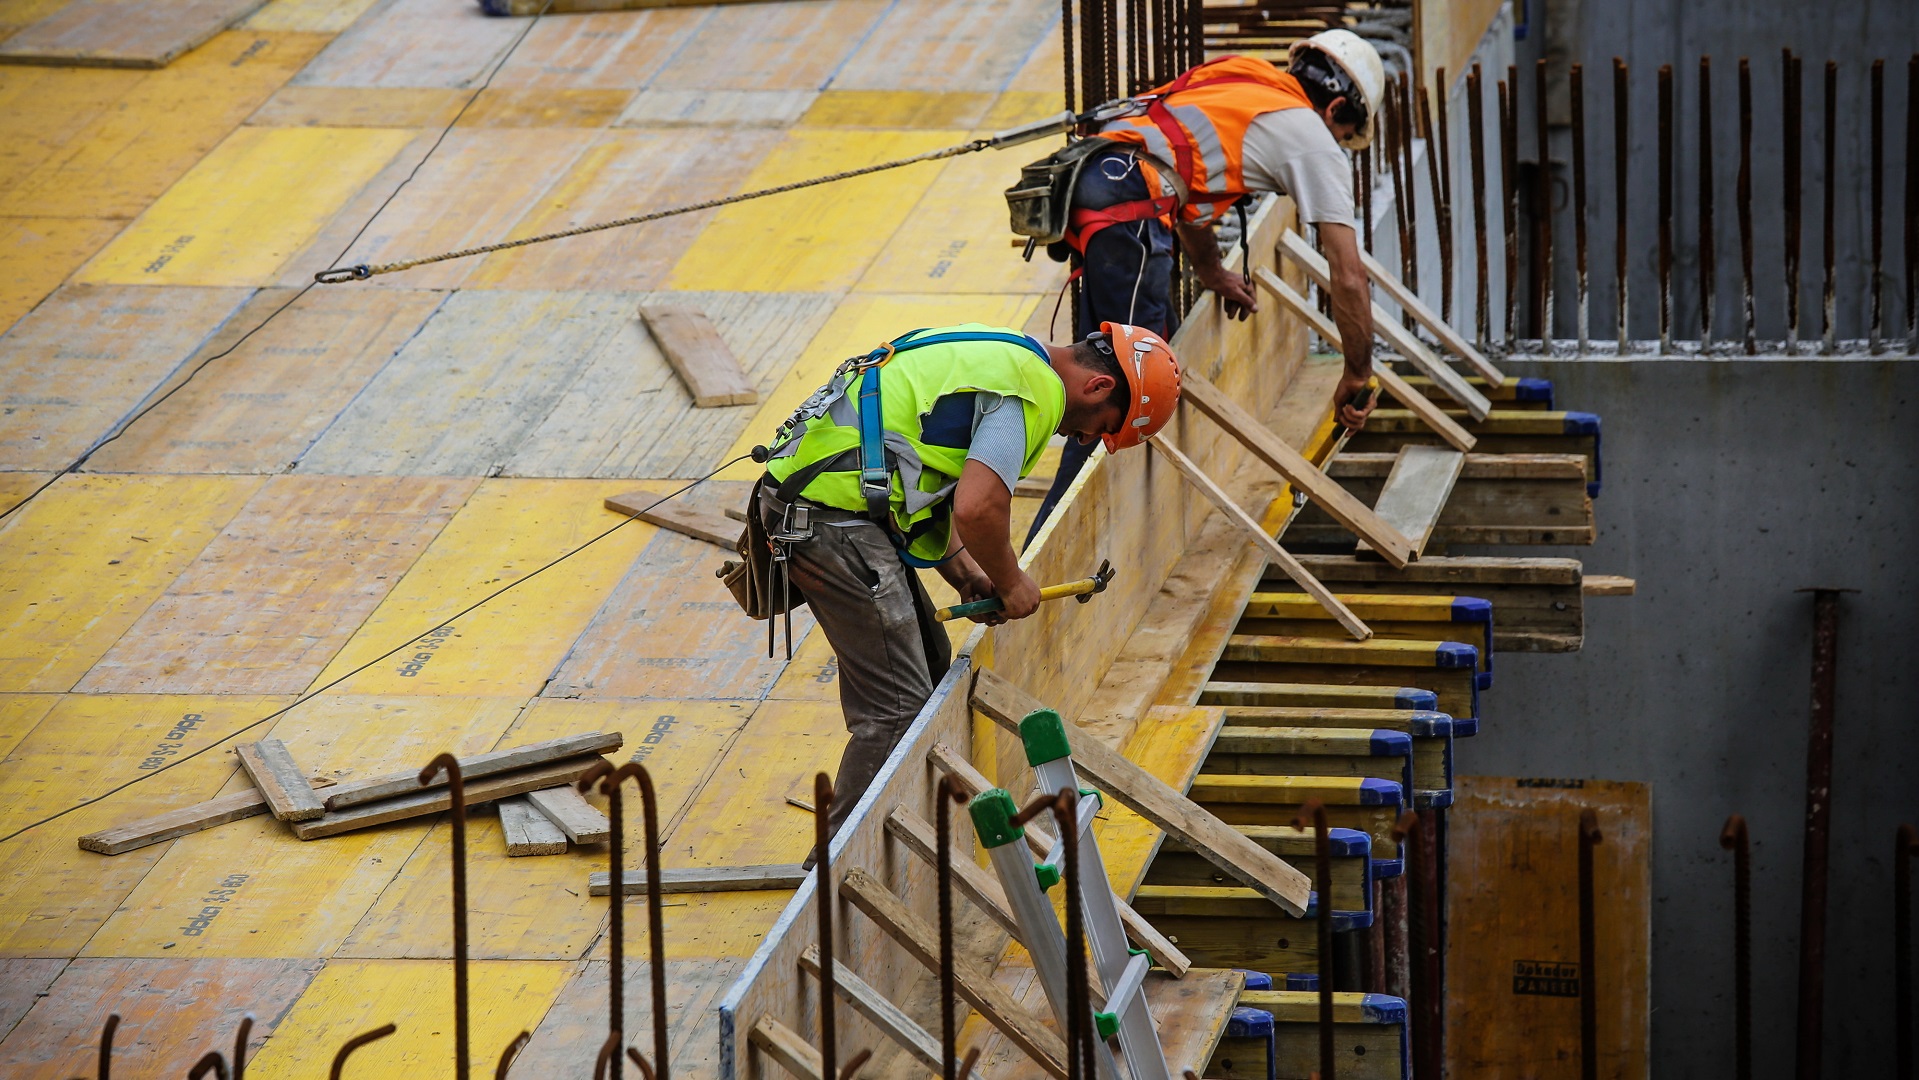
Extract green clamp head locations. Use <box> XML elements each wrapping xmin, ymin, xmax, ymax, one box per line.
<box><xmin>968</xmin><ymin>789</ymin><xmax>1025</xmax><ymax>850</ymax></box>
<box><xmin>1033</xmin><ymin>861</ymin><xmax>1060</xmax><ymax>891</ymax></box>
<box><xmin>1095</xmin><ymin>1010</ymin><xmax>1119</xmax><ymax>1040</ymax></box>
<box><xmin>1019</xmin><ymin>708</ymin><xmax>1074</xmax><ymax>767</ymax></box>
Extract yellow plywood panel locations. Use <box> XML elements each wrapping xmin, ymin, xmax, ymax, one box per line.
<box><xmin>0</xmin><ymin>0</ymin><xmax>74</xmax><ymax>39</ymax></box>
<box><xmin>457</xmin><ymin>86</ymin><xmax>634</xmax><ymax>128</ymax></box>
<box><xmin>983</xmin><ymin>90</ymin><xmax>1069</xmax><ymax>128</ymax></box>
<box><xmin>312</xmin><ymin>479</ymin><xmax>655</xmax><ymax>698</ymax></box>
<box><xmin>76</xmin><ymin>476</ymin><xmax>476</xmax><ymax>696</ymax></box>
<box><xmin>83</xmin><ymin>287</ymin><xmax>447</xmax><ymax>474</ymax></box>
<box><xmin>466</xmin><ymin>128</ymin><xmax>780</xmax><ymax>292</ymax></box>
<box><xmin>666</xmin><ymin>128</ymin><xmax>963</xmax><ymax>294</ymax></box>
<box><xmin>0</xmin><ymin>31</ymin><xmax>329</xmax><ymax>220</ymax></box>
<box><xmin>0</xmin><ymin>694</ymin><xmax>58</xmax><ymax>788</ymax></box>
<box><xmin>245</xmin><ymin>84</ymin><xmax>467</xmax><ymax>127</ymax></box>
<box><xmin>651</xmin><ymin>0</ymin><xmax>888</xmax><ymax>92</ymax></box>
<box><xmin>241</xmin><ymin>959</ymin><xmax>570</xmax><ymax>1080</ymax></box>
<box><xmin>0</xmin><ymin>693</ymin><xmax>294</xmax><ymax>957</ymax></box>
<box><xmin>0</xmin><ymin>474</ymin><xmax>262</xmax><ymax>693</ymax></box>
<box><xmin>0</xmin><ymin>283</ymin><xmax>255</xmax><ymax>471</ymax></box>
<box><xmin>325</xmin><ymin>127</ymin><xmax>597</xmax><ymax>291</ymax></box>
<box><xmin>488</xmin><ymin>6</ymin><xmax>704</xmax><ymax>91</ymax></box>
<box><xmin>82</xmin><ymin>696</ymin><xmax>524</xmax><ymax>959</ymax></box>
<box><xmin>1097</xmin><ymin>705</ymin><xmax>1224</xmax><ymax>895</ymax></box>
<box><xmin>766</xmin><ymin>628</ymin><xmax>841</xmax><ymax>702</ymax></box>
<box><xmin>720</xmin><ymin>292</ymin><xmax>1039</xmax><ymax>465</ymax></box>
<box><xmin>77</xmin><ymin>125</ymin><xmax>413</xmax><ymax>287</ymax></box>
<box><xmin>242</xmin><ymin>0</ymin><xmax>377</xmax><ymax>32</ymax></box>
<box><xmin>830</xmin><ymin>0</ymin><xmax>1061</xmax><ymax>93</ymax></box>
<box><xmin>0</xmin><ymin>216</ymin><xmax>125</xmax><ymax>335</ymax></box>
<box><xmin>857</xmin><ymin>135</ymin><xmax>1070</xmax><ymax>295</ymax></box>
<box><xmin>339</xmin><ymin>699</ymin><xmax>753</xmax><ymax>960</ymax></box>
<box><xmin>802</xmin><ymin>90</ymin><xmax>995</xmax><ymax>129</ymax></box>
<box><xmin>0</xmin><ymin>63</ymin><xmax>143</xmax><ymax>195</ymax></box>
<box><xmin>289</xmin><ymin>0</ymin><xmax>524</xmax><ymax>89</ymax></box>
<box><xmin>0</xmin><ymin>473</ymin><xmax>48</xmax><ymax>514</ymax></box>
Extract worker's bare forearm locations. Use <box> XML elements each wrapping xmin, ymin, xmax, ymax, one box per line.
<box><xmin>952</xmin><ymin>494</ymin><xmax>1020</xmax><ymax>592</ymax></box>
<box><xmin>1175</xmin><ymin>221</ymin><xmax>1226</xmax><ymax>280</ymax></box>
<box><xmin>1320</xmin><ymin>223</ymin><xmax>1373</xmax><ymax>379</ymax></box>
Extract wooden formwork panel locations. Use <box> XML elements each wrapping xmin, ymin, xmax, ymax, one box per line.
<box><xmin>0</xmin><ymin>0</ymin><xmax>268</xmax><ymax>69</ymax></box>
<box><xmin>648</xmin><ymin>0</ymin><xmax>889</xmax><ymax>93</ymax></box>
<box><xmin>290</xmin><ymin>0</ymin><xmax>524</xmax><ymax>88</ymax></box>
<box><xmin>240</xmin><ymin>0</ymin><xmax>382</xmax><ymax>34</ymax></box>
<box><xmin>0</xmin><ymin>216</ymin><xmax>124</xmax><ymax>335</ymax></box>
<box><xmin>487</xmin><ymin>6</ymin><xmax>704</xmax><ymax>90</ymax></box>
<box><xmin>830</xmin><ymin>0</ymin><xmax>1059</xmax><ymax>93</ymax></box>
<box><xmin>244</xmin><ymin>84</ymin><xmax>469</xmax><ymax>127</ymax></box>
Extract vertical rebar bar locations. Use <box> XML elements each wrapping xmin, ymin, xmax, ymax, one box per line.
<box><xmin>1907</xmin><ymin>55</ymin><xmax>1918</xmax><ymax>354</ymax></box>
<box><xmin>1700</xmin><ymin>57</ymin><xmax>1717</xmax><ymax>346</ymax></box>
<box><xmin>1571</xmin><ymin>62</ymin><xmax>1590</xmax><ymax>352</ymax></box>
<box><xmin>629</xmin><ymin>765</ymin><xmax>669</xmax><ymax>1080</ymax></box>
<box><xmin>1658</xmin><ymin>64</ymin><xmax>1673</xmax><ymax>353</ymax></box>
<box><xmin>98</xmin><ymin>1014</ymin><xmax>119</xmax><ymax>1080</ymax></box>
<box><xmin>233</xmin><ymin>1015</ymin><xmax>252</xmax><ymax>1080</ymax></box>
<box><xmin>1389</xmin><ymin>88</ymin><xmax>1413</xmax><ymax>292</ymax></box>
<box><xmin>422</xmin><ymin>754</ymin><xmax>470</xmax><ymax>1080</ymax></box>
<box><xmin>1823</xmin><ymin>60</ymin><xmax>1838</xmax><ymax>353</ymax></box>
<box><xmin>1898</xmin><ymin>823</ymin><xmax>1917</xmax><ymax>1080</ymax></box>
<box><xmin>1871</xmin><ymin>60</ymin><xmax>1885</xmax><ymax>353</ymax></box>
<box><xmin>1418</xmin><ymin>78</ymin><xmax>1448</xmax><ymax>309</ymax></box>
<box><xmin>1402</xmin><ymin>74</ymin><xmax>1419</xmax><ymax>305</ymax></box>
<box><xmin>1740</xmin><ymin>58</ymin><xmax>1757</xmax><ymax>354</ymax></box>
<box><xmin>581</xmin><ymin>762</ymin><xmax>627</xmax><ymax>1080</ymax></box>
<box><xmin>1784</xmin><ymin>50</ymin><xmax>1802</xmax><ymax>355</ymax></box>
<box><xmin>1361</xmin><ymin>142</ymin><xmax>1374</xmax><ymax>252</ymax></box>
<box><xmin>1535</xmin><ymin>59</ymin><xmax>1553</xmax><ymax>347</ymax></box>
<box><xmin>1796</xmin><ymin>588</ymin><xmax>1845</xmax><ymax>1080</ymax></box>
<box><xmin>1060</xmin><ymin>0</ymin><xmax>1075</xmax><ymax>114</ymax></box>
<box><xmin>1501</xmin><ymin>73</ymin><xmax>1518</xmax><ymax>343</ymax></box>
<box><xmin>937</xmin><ymin>777</ymin><xmax>964</xmax><ymax>1080</ymax></box>
<box><xmin>1434</xmin><ymin>69</ymin><xmax>1456</xmax><ymax>323</ymax></box>
<box><xmin>815</xmin><ymin>773</ymin><xmax>837</xmax><ymax>1080</ymax></box>
<box><xmin>1722</xmin><ymin>815</ymin><xmax>1752</xmax><ymax>1080</ymax></box>
<box><xmin>1613</xmin><ymin>58</ymin><xmax>1630</xmax><ymax>350</ymax></box>
<box><xmin>329</xmin><ymin>1024</ymin><xmax>396</xmax><ymax>1080</ymax></box>
<box><xmin>1579</xmin><ymin>808</ymin><xmax>1602</xmax><ymax>1080</ymax></box>
<box><xmin>1295</xmin><ymin>799</ymin><xmax>1335</xmax><ymax>1080</ymax></box>
<box><xmin>1470</xmin><ymin>64</ymin><xmax>1491</xmax><ymax>347</ymax></box>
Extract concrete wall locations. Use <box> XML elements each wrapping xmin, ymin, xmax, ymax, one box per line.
<box><xmin>1454</xmin><ymin>356</ymin><xmax>1919</xmax><ymax>1077</ymax></box>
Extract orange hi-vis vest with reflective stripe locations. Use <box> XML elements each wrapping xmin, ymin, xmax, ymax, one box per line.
<box><xmin>1093</xmin><ymin>55</ymin><xmax>1316</xmax><ymax>230</ymax></box>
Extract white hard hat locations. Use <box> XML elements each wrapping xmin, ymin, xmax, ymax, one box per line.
<box><xmin>1289</xmin><ymin>28</ymin><xmax>1386</xmax><ymax>151</ymax></box>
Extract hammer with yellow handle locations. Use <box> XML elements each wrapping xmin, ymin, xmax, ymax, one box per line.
<box><xmin>932</xmin><ymin>560</ymin><xmax>1115</xmax><ymax>622</ymax></box>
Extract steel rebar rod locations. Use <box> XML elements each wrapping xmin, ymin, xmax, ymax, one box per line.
<box><xmin>937</xmin><ymin>776</ymin><xmax>966</xmax><ymax>1080</ymax></box>
<box><xmin>1784</xmin><ymin>50</ymin><xmax>1803</xmax><ymax>354</ymax></box>
<box><xmin>1871</xmin><ymin>60</ymin><xmax>1884</xmax><ymax>354</ymax></box>
<box><xmin>1740</xmin><ymin>58</ymin><xmax>1757</xmax><ymax>354</ymax></box>
<box><xmin>1907</xmin><ymin>55</ymin><xmax>1918</xmax><ymax>354</ymax></box>
<box><xmin>1433</xmin><ymin>69</ymin><xmax>1456</xmax><ymax>323</ymax></box>
<box><xmin>1572</xmin><ymin>62</ymin><xmax>1590</xmax><ymax>352</ymax></box>
<box><xmin>1700</xmin><ymin>57</ymin><xmax>1717</xmax><ymax>345</ymax></box>
<box><xmin>1823</xmin><ymin>60</ymin><xmax>1838</xmax><ymax>354</ymax></box>
<box><xmin>1898</xmin><ymin>823</ymin><xmax>1917</xmax><ymax>1080</ymax></box>
<box><xmin>1501</xmin><ymin>72</ymin><xmax>1518</xmax><ymax>344</ymax></box>
<box><xmin>1722</xmin><ymin>815</ymin><xmax>1752</xmax><ymax>1080</ymax></box>
<box><xmin>1796</xmin><ymin>588</ymin><xmax>1847</xmax><ymax>1080</ymax></box>
<box><xmin>1535</xmin><ymin>59</ymin><xmax>1553</xmax><ymax>346</ymax></box>
<box><xmin>1295</xmin><ymin>799</ymin><xmax>1335</xmax><ymax>1080</ymax></box>
<box><xmin>1613</xmin><ymin>59</ymin><xmax>1630</xmax><ymax>350</ymax></box>
<box><xmin>1658</xmin><ymin>64</ymin><xmax>1674</xmax><ymax>352</ymax></box>
<box><xmin>580</xmin><ymin>761</ymin><xmax>628</xmax><ymax>1080</ymax></box>
<box><xmin>422</xmin><ymin>754</ymin><xmax>471</xmax><ymax>1080</ymax></box>
<box><xmin>815</xmin><ymin>773</ymin><xmax>838</xmax><ymax>1080</ymax></box>
<box><xmin>1579</xmin><ymin>808</ymin><xmax>1602</xmax><ymax>1080</ymax></box>
<box><xmin>1469</xmin><ymin>64</ymin><xmax>1491</xmax><ymax>347</ymax></box>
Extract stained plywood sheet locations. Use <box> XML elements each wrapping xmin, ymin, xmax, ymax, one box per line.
<box><xmin>84</xmin><ymin>288</ymin><xmax>447</xmax><ymax>474</ymax></box>
<box><xmin>543</xmin><ymin>527</ymin><xmax>813</xmax><ymax>702</ymax></box>
<box><xmin>0</xmin><ymin>216</ymin><xmax>124</xmax><ymax>335</ymax></box>
<box><xmin>802</xmin><ymin>89</ymin><xmax>997</xmax><ymax>129</ymax></box>
<box><xmin>486</xmin><ymin>5</ymin><xmax>703</xmax><ymax>90</ymax></box>
<box><xmin>310</xmin><ymin>479</ymin><xmax>656</xmax><ymax>698</ymax></box>
<box><xmin>649</xmin><ymin>0</ymin><xmax>887</xmax><ymax>92</ymax></box>
<box><xmin>0</xmin><ymin>958</ymin><xmax>318</xmax><ymax>1080</ymax></box>
<box><xmin>81</xmin><ymin>696</ymin><xmax>523</xmax><ymax>959</ymax></box>
<box><xmin>0</xmin><ymin>694</ymin><xmax>293</xmax><ymax>957</ymax></box>
<box><xmin>337</xmin><ymin>699</ymin><xmax>752</xmax><ymax>960</ymax></box>
<box><xmin>510</xmin><ymin>958</ymin><xmax>744</xmax><ymax>1078</ymax></box>
<box><xmin>0</xmin><ymin>63</ymin><xmax>145</xmax><ymax>197</ymax></box>
<box><xmin>76</xmin><ymin>475</ymin><xmax>475</xmax><ymax>695</ymax></box>
<box><xmin>456</xmin><ymin>85</ymin><xmax>632</xmax><ymax>127</ymax></box>
<box><xmin>241</xmin><ymin>0</ymin><xmax>380</xmax><ymax>33</ymax></box>
<box><xmin>0</xmin><ymin>283</ymin><xmax>253</xmax><ymax>471</ymax></box>
<box><xmin>237</xmin><ymin>959</ymin><xmax>570</xmax><ymax>1080</ymax></box>
<box><xmin>1447</xmin><ymin>776</ymin><xmax>1651</xmax><ymax>1080</ymax></box>
<box><xmin>0</xmin><ymin>31</ymin><xmax>329</xmax><ymax>219</ymax></box>
<box><xmin>0</xmin><ymin>0</ymin><xmax>268</xmax><ymax>68</ymax></box>
<box><xmin>666</xmin><ymin>128</ymin><xmax>963</xmax><ymax>294</ymax></box>
<box><xmin>616</xmin><ymin>87</ymin><xmax>818</xmax><ymax>129</ymax></box>
<box><xmin>291</xmin><ymin>0</ymin><xmax>524</xmax><ymax>88</ymax></box>
<box><xmin>830</xmin><ymin>0</ymin><xmax>1059</xmax><ymax>93</ymax></box>
<box><xmin>466</xmin><ymin>128</ymin><xmax>781</xmax><ymax>292</ymax></box>
<box><xmin>244</xmin><ymin>84</ymin><xmax>467</xmax><ymax>127</ymax></box>
<box><xmin>504</xmin><ymin>293</ymin><xmax>836</xmax><ymax>477</ymax></box>
<box><xmin>0</xmin><ymin>958</ymin><xmax>64</xmax><ymax>1041</ymax></box>
<box><xmin>317</xmin><ymin>127</ymin><xmax>595</xmax><ymax>290</ymax></box>
<box><xmin>77</xmin><ymin>125</ymin><xmax>413</xmax><ymax>286</ymax></box>
<box><xmin>0</xmin><ymin>474</ymin><xmax>262</xmax><ymax>692</ymax></box>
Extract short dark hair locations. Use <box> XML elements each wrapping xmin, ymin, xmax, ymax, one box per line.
<box><xmin>1290</xmin><ymin>48</ymin><xmax>1367</xmax><ymax>130</ymax></box>
<box><xmin>1075</xmin><ymin>334</ymin><xmax>1136</xmax><ymax>411</ymax></box>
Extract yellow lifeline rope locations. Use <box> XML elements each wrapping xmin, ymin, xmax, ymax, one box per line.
<box><xmin>315</xmin><ymin>110</ymin><xmax>1076</xmax><ymax>284</ymax></box>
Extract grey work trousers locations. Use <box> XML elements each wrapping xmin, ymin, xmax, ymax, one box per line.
<box><xmin>759</xmin><ymin>490</ymin><xmax>952</xmax><ymax>840</ymax></box>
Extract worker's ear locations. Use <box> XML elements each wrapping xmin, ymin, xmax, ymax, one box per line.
<box><xmin>1077</xmin><ymin>372</ymin><xmax>1118</xmax><ymax>400</ymax></box>
<box><xmin>1320</xmin><ymin>95</ymin><xmax>1348</xmax><ymax>127</ymax></box>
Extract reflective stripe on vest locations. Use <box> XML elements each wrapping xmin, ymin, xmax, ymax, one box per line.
<box><xmin>1096</xmin><ymin>56</ymin><xmax>1315</xmax><ymax>227</ymax></box>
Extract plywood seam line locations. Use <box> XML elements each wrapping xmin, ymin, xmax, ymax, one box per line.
<box><xmin>0</xmin><ymin>454</ymin><xmax>745</xmax><ymax>849</ymax></box>
<box><xmin>0</xmin><ymin>0</ymin><xmax>564</xmax><ymax>527</ymax></box>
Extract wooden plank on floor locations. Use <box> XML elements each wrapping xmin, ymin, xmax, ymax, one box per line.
<box><xmin>649</xmin><ymin>0</ymin><xmax>888</xmax><ymax>92</ymax></box>
<box><xmin>0</xmin><ymin>474</ymin><xmax>262</xmax><ymax>693</ymax></box>
<box><xmin>640</xmin><ymin>303</ymin><xmax>757</xmax><ymax>407</ymax></box>
<box><xmin>0</xmin><ymin>216</ymin><xmax>124</xmax><ymax>335</ymax></box>
<box><xmin>76</xmin><ymin>475</ymin><xmax>476</xmax><ymax>695</ymax></box>
<box><xmin>542</xmin><ymin>527</ymin><xmax>813</xmax><ymax>702</ymax></box>
<box><xmin>77</xmin><ymin>125</ymin><xmax>413</xmax><ymax>287</ymax></box>
<box><xmin>234</xmin><ymin>738</ymin><xmax>326</xmax><ymax>821</ymax></box>
<box><xmin>590</xmin><ymin>864</ymin><xmax>809</xmax><ymax>896</ymax></box>
<box><xmin>523</xmin><ymin>785</ymin><xmax>610</xmax><ymax>844</ymax></box>
<box><xmin>606</xmin><ymin>493</ymin><xmax>736</xmax><ymax>548</ymax></box>
<box><xmin>0</xmin><ymin>0</ymin><xmax>267</xmax><ymax>68</ymax></box>
<box><xmin>324</xmin><ymin>730</ymin><xmax>625</xmax><ymax>809</ymax></box>
<box><xmin>1446</xmin><ymin>776</ymin><xmax>1651</xmax><ymax>1079</ymax></box>
<box><xmin>830</xmin><ymin>0</ymin><xmax>1059</xmax><ymax>93</ymax></box>
<box><xmin>83</xmin><ymin>288</ymin><xmax>447</xmax><ymax>475</ymax></box>
<box><xmin>0</xmin><ymin>958</ymin><xmax>317</xmax><ymax>1078</ymax></box>
<box><xmin>498</xmin><ymin>796</ymin><xmax>569</xmax><ymax>856</ymax></box>
<box><xmin>0</xmin><ymin>283</ymin><xmax>254</xmax><ymax>471</ymax></box>
<box><xmin>290</xmin><ymin>754</ymin><xmax>605</xmax><ymax>840</ymax></box>
<box><xmin>290</xmin><ymin>0</ymin><xmax>524</xmax><ymax>88</ymax></box>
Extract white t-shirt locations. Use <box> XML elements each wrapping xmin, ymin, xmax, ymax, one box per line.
<box><xmin>1237</xmin><ymin>107</ymin><xmax>1356</xmax><ymax>229</ymax></box>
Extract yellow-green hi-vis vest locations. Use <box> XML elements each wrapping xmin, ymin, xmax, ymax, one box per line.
<box><xmin>764</xmin><ymin>325</ymin><xmax>1066</xmax><ymax>566</ymax></box>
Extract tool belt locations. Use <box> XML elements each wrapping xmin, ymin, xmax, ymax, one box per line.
<box><xmin>1004</xmin><ymin>137</ymin><xmax>1111</xmax><ymax>245</ymax></box>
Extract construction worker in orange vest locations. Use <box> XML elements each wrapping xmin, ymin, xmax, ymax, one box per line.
<box><xmin>1027</xmin><ymin>29</ymin><xmax>1387</xmax><ymax>540</ymax></box>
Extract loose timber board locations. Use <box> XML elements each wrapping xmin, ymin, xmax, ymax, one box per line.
<box><xmin>640</xmin><ymin>303</ymin><xmax>758</xmax><ymax>407</ymax></box>
<box><xmin>0</xmin><ymin>0</ymin><xmax>269</xmax><ymax>68</ymax></box>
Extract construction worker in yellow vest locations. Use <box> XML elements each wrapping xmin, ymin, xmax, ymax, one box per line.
<box><xmin>755</xmin><ymin>323</ymin><xmax>1181</xmax><ymax>849</ymax></box>
<box><xmin>1029</xmin><ymin>29</ymin><xmax>1387</xmax><ymax>539</ymax></box>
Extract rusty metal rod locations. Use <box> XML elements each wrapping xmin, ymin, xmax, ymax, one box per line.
<box><xmin>1898</xmin><ymin>823</ymin><xmax>1917</xmax><ymax>1080</ymax></box>
<box><xmin>1294</xmin><ymin>798</ymin><xmax>1335</xmax><ymax>1080</ymax></box>
<box><xmin>1613</xmin><ymin>58</ymin><xmax>1630</xmax><ymax>350</ymax></box>
<box><xmin>1908</xmin><ymin>55</ymin><xmax>1918</xmax><ymax>353</ymax></box>
<box><xmin>422</xmin><ymin>753</ymin><xmax>471</xmax><ymax>1080</ymax></box>
<box><xmin>329</xmin><ymin>1023</ymin><xmax>397</xmax><ymax>1080</ymax></box>
<box><xmin>1571</xmin><ymin>62</ymin><xmax>1590</xmax><ymax>352</ymax></box>
<box><xmin>1393</xmin><ymin>812</ymin><xmax>1440</xmax><ymax>1080</ymax></box>
<box><xmin>1740</xmin><ymin>58</ymin><xmax>1757</xmax><ymax>354</ymax></box>
<box><xmin>1658</xmin><ymin>64</ymin><xmax>1674</xmax><ymax>352</ymax></box>
<box><xmin>622</xmin><ymin>762</ymin><xmax>670</xmax><ymax>1080</ymax></box>
<box><xmin>595</xmin><ymin>1032</ymin><xmax>624</xmax><ymax>1080</ymax></box>
<box><xmin>1796</xmin><ymin>587</ymin><xmax>1847</xmax><ymax>1080</ymax></box>
<box><xmin>1871</xmin><ymin>60</ymin><xmax>1885</xmax><ymax>354</ymax></box>
<box><xmin>627</xmin><ymin>1046</ymin><xmax>658</xmax><ymax>1080</ymax></box>
<box><xmin>937</xmin><ymin>776</ymin><xmax>966</xmax><ymax>1080</ymax></box>
<box><xmin>1501</xmin><ymin>72</ymin><xmax>1518</xmax><ymax>343</ymax></box>
<box><xmin>1057</xmin><ymin>790</ymin><xmax>1096</xmax><ymax>1080</ymax></box>
<box><xmin>1722</xmin><ymin>815</ymin><xmax>1752</xmax><ymax>1080</ymax></box>
<box><xmin>1784</xmin><ymin>50</ymin><xmax>1803</xmax><ymax>354</ymax></box>
<box><xmin>1823</xmin><ymin>60</ymin><xmax>1838</xmax><ymax>354</ymax></box>
<box><xmin>1700</xmin><ymin>57</ymin><xmax>1716</xmax><ymax>346</ymax></box>
<box><xmin>816</xmin><ymin>772</ymin><xmax>839</xmax><ymax>1080</ymax></box>
<box><xmin>495</xmin><ymin>1031</ymin><xmax>531</xmax><ymax>1080</ymax></box>
<box><xmin>1535</xmin><ymin>59</ymin><xmax>1553</xmax><ymax>347</ymax></box>
<box><xmin>232</xmin><ymin>1014</ymin><xmax>252</xmax><ymax>1080</ymax></box>
<box><xmin>1470</xmin><ymin>64</ymin><xmax>1491</xmax><ymax>347</ymax></box>
<box><xmin>580</xmin><ymin>761</ymin><xmax>628</xmax><ymax>1080</ymax></box>
<box><xmin>1361</xmin><ymin>141</ymin><xmax>1374</xmax><ymax>252</ymax></box>
<box><xmin>1579</xmin><ymin>808</ymin><xmax>1602</xmax><ymax>1080</ymax></box>
<box><xmin>188</xmin><ymin>1052</ymin><xmax>228</xmax><ymax>1080</ymax></box>
<box><xmin>1434</xmin><ymin>69</ymin><xmax>1456</xmax><ymax>324</ymax></box>
<box><xmin>1060</xmin><ymin>0</ymin><xmax>1074</xmax><ymax>115</ymax></box>
<box><xmin>98</xmin><ymin>1013</ymin><xmax>119</xmax><ymax>1080</ymax></box>
<box><xmin>1389</xmin><ymin>87</ymin><xmax>1413</xmax><ymax>299</ymax></box>
<box><xmin>1399</xmin><ymin>73</ymin><xmax>1420</xmax><ymax>317</ymax></box>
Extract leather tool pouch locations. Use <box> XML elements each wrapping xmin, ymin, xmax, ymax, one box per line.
<box><xmin>1004</xmin><ymin>138</ymin><xmax>1106</xmax><ymax>245</ymax></box>
<box><xmin>717</xmin><ymin>478</ymin><xmax>804</xmax><ymax>621</ymax></box>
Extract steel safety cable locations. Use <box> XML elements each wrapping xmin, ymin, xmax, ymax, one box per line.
<box><xmin>0</xmin><ymin>454</ymin><xmax>752</xmax><ymax>847</ymax></box>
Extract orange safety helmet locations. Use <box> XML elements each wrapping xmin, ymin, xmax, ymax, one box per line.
<box><xmin>1096</xmin><ymin>322</ymin><xmax>1182</xmax><ymax>452</ymax></box>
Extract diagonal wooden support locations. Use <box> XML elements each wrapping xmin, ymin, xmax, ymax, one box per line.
<box><xmin>1356</xmin><ymin>247</ymin><xmax>1506</xmax><ymax>384</ymax></box>
<box><xmin>971</xmin><ymin>670</ymin><xmax>1314</xmax><ymax>916</ymax></box>
<box><xmin>748</xmin><ymin>1014</ymin><xmax>825</xmax><ymax>1080</ymax></box>
<box><xmin>1179</xmin><ymin>371</ymin><xmax>1414</xmax><ymax>568</ymax></box>
<box><xmin>1148</xmin><ymin>436</ymin><xmax>1370</xmax><ymax>641</ymax></box>
<box><xmin>1359</xmin><ymin>445</ymin><xmax>1468</xmax><ymax>559</ymax></box>
<box><xmin>839</xmin><ymin>867</ymin><xmax>1070</xmax><ymax>1078</ymax></box>
<box><xmin>798</xmin><ymin>945</ymin><xmax>956</xmax><ymax>1078</ymax></box>
<box><xmin>1273</xmin><ymin>230</ymin><xmax>1493</xmax><ymax>420</ymax></box>
<box><xmin>1253</xmin><ymin>266</ymin><xmax>1477</xmax><ymax>452</ymax></box>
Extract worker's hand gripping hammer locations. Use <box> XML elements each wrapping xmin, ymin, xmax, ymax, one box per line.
<box><xmin>933</xmin><ymin>560</ymin><xmax>1116</xmax><ymax>623</ymax></box>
